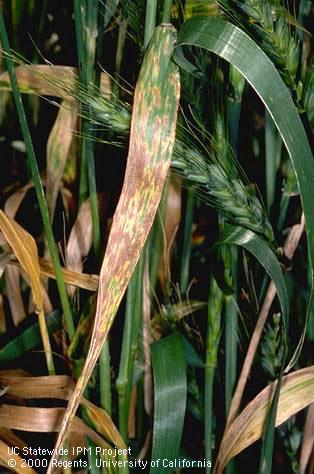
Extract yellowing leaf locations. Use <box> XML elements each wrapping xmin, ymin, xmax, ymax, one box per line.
<box><xmin>0</xmin><ymin>211</ymin><xmax>42</xmax><ymax>312</ymax></box>
<box><xmin>83</xmin><ymin>400</ymin><xmax>127</xmax><ymax>451</ymax></box>
<box><xmin>0</xmin><ymin>211</ymin><xmax>53</xmax><ymax>373</ymax></box>
<box><xmin>214</xmin><ymin>366</ymin><xmax>314</xmax><ymax>474</ymax></box>
<box><xmin>9</xmin><ymin>257</ymin><xmax>99</xmax><ymax>292</ymax></box>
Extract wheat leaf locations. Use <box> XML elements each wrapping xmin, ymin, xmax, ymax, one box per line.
<box><xmin>0</xmin><ymin>210</ymin><xmax>42</xmax><ymax>312</ymax></box>
<box><xmin>213</xmin><ymin>367</ymin><xmax>314</xmax><ymax>474</ymax></box>
<box><xmin>46</xmin><ymin>102</ymin><xmax>77</xmax><ymax>220</ymax></box>
<box><xmin>174</xmin><ymin>19</ymin><xmax>314</xmax><ymax>368</ymax></box>
<box><xmin>0</xmin><ymin>211</ymin><xmax>54</xmax><ymax>372</ymax></box>
<box><xmin>47</xmin><ymin>24</ymin><xmax>180</xmax><ymax>470</ymax></box>
<box><xmin>173</xmin><ymin>18</ymin><xmax>314</xmax><ymax>472</ymax></box>
<box><xmin>7</xmin><ymin>257</ymin><xmax>98</xmax><ymax>292</ymax></box>
<box><xmin>150</xmin><ymin>333</ymin><xmax>187</xmax><ymax>473</ymax></box>
<box><xmin>0</xmin><ymin>65</ymin><xmax>111</xmax><ymax>99</ymax></box>
<box><xmin>0</xmin><ymin>372</ymin><xmax>126</xmax><ymax>450</ymax></box>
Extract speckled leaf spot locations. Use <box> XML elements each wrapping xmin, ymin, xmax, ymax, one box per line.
<box><xmin>48</xmin><ymin>24</ymin><xmax>180</xmax><ymax>471</ymax></box>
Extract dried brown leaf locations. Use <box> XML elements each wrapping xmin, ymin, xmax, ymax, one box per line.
<box><xmin>66</xmin><ymin>195</ymin><xmax>107</xmax><ymax>279</ymax></box>
<box><xmin>0</xmin><ymin>373</ymin><xmax>124</xmax><ymax>450</ymax></box>
<box><xmin>0</xmin><ymin>65</ymin><xmax>111</xmax><ymax>99</ymax></box>
<box><xmin>46</xmin><ymin>103</ymin><xmax>77</xmax><ymax>220</ymax></box>
<box><xmin>4</xmin><ymin>266</ymin><xmax>26</xmax><ymax>326</ymax></box>
<box><xmin>214</xmin><ymin>366</ymin><xmax>314</xmax><ymax>474</ymax></box>
<box><xmin>158</xmin><ymin>175</ymin><xmax>182</xmax><ymax>292</ymax></box>
<box><xmin>66</xmin><ymin>198</ymin><xmax>94</xmax><ymax>299</ymax></box>
<box><xmin>0</xmin><ymin>405</ymin><xmax>106</xmax><ymax>442</ymax></box>
<box><xmin>0</xmin><ymin>428</ymin><xmax>29</xmax><ymax>452</ymax></box>
<box><xmin>4</xmin><ymin>180</ymin><xmax>37</xmax><ymax>220</ymax></box>
<box><xmin>0</xmin><ymin>252</ymin><xmax>13</xmax><ymax>277</ymax></box>
<box><xmin>0</xmin><ymin>374</ymin><xmax>75</xmax><ymax>400</ymax></box>
<box><xmin>0</xmin><ymin>294</ymin><xmax>6</xmax><ymax>334</ymax></box>
<box><xmin>0</xmin><ymin>211</ymin><xmax>42</xmax><ymax>312</ymax></box>
<box><xmin>9</xmin><ymin>257</ymin><xmax>98</xmax><ymax>292</ymax></box>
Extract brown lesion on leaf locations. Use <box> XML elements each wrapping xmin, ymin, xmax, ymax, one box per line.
<box><xmin>49</xmin><ymin>27</ymin><xmax>180</xmax><ymax>470</ymax></box>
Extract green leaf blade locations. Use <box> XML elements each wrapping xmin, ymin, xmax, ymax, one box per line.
<box><xmin>173</xmin><ymin>18</ymin><xmax>314</xmax><ymax>473</ymax></box>
<box><xmin>0</xmin><ymin>311</ymin><xmax>60</xmax><ymax>366</ymax></box>
<box><xmin>151</xmin><ymin>333</ymin><xmax>187</xmax><ymax>473</ymax></box>
<box><xmin>174</xmin><ymin>18</ymin><xmax>314</xmax><ymax>277</ymax></box>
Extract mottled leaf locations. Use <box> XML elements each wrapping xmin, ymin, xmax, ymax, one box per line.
<box><xmin>48</xmin><ymin>24</ymin><xmax>180</xmax><ymax>469</ymax></box>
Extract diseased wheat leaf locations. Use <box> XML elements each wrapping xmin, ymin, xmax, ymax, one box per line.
<box><xmin>0</xmin><ymin>372</ymin><xmax>126</xmax><ymax>451</ymax></box>
<box><xmin>213</xmin><ymin>367</ymin><xmax>314</xmax><ymax>474</ymax></box>
<box><xmin>48</xmin><ymin>24</ymin><xmax>180</xmax><ymax>470</ymax></box>
<box><xmin>0</xmin><ymin>211</ymin><xmax>54</xmax><ymax>372</ymax></box>
<box><xmin>0</xmin><ymin>65</ymin><xmax>111</xmax><ymax>99</ymax></box>
<box><xmin>46</xmin><ymin>102</ymin><xmax>77</xmax><ymax>220</ymax></box>
<box><xmin>0</xmin><ymin>211</ymin><xmax>43</xmax><ymax>312</ymax></box>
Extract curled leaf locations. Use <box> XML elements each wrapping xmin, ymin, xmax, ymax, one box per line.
<box><xmin>214</xmin><ymin>367</ymin><xmax>314</xmax><ymax>474</ymax></box>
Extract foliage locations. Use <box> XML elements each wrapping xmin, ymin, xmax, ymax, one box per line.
<box><xmin>0</xmin><ymin>0</ymin><xmax>313</xmax><ymax>473</ymax></box>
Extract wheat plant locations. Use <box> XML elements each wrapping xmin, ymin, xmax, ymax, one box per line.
<box><xmin>0</xmin><ymin>1</ymin><xmax>313</xmax><ymax>474</ymax></box>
